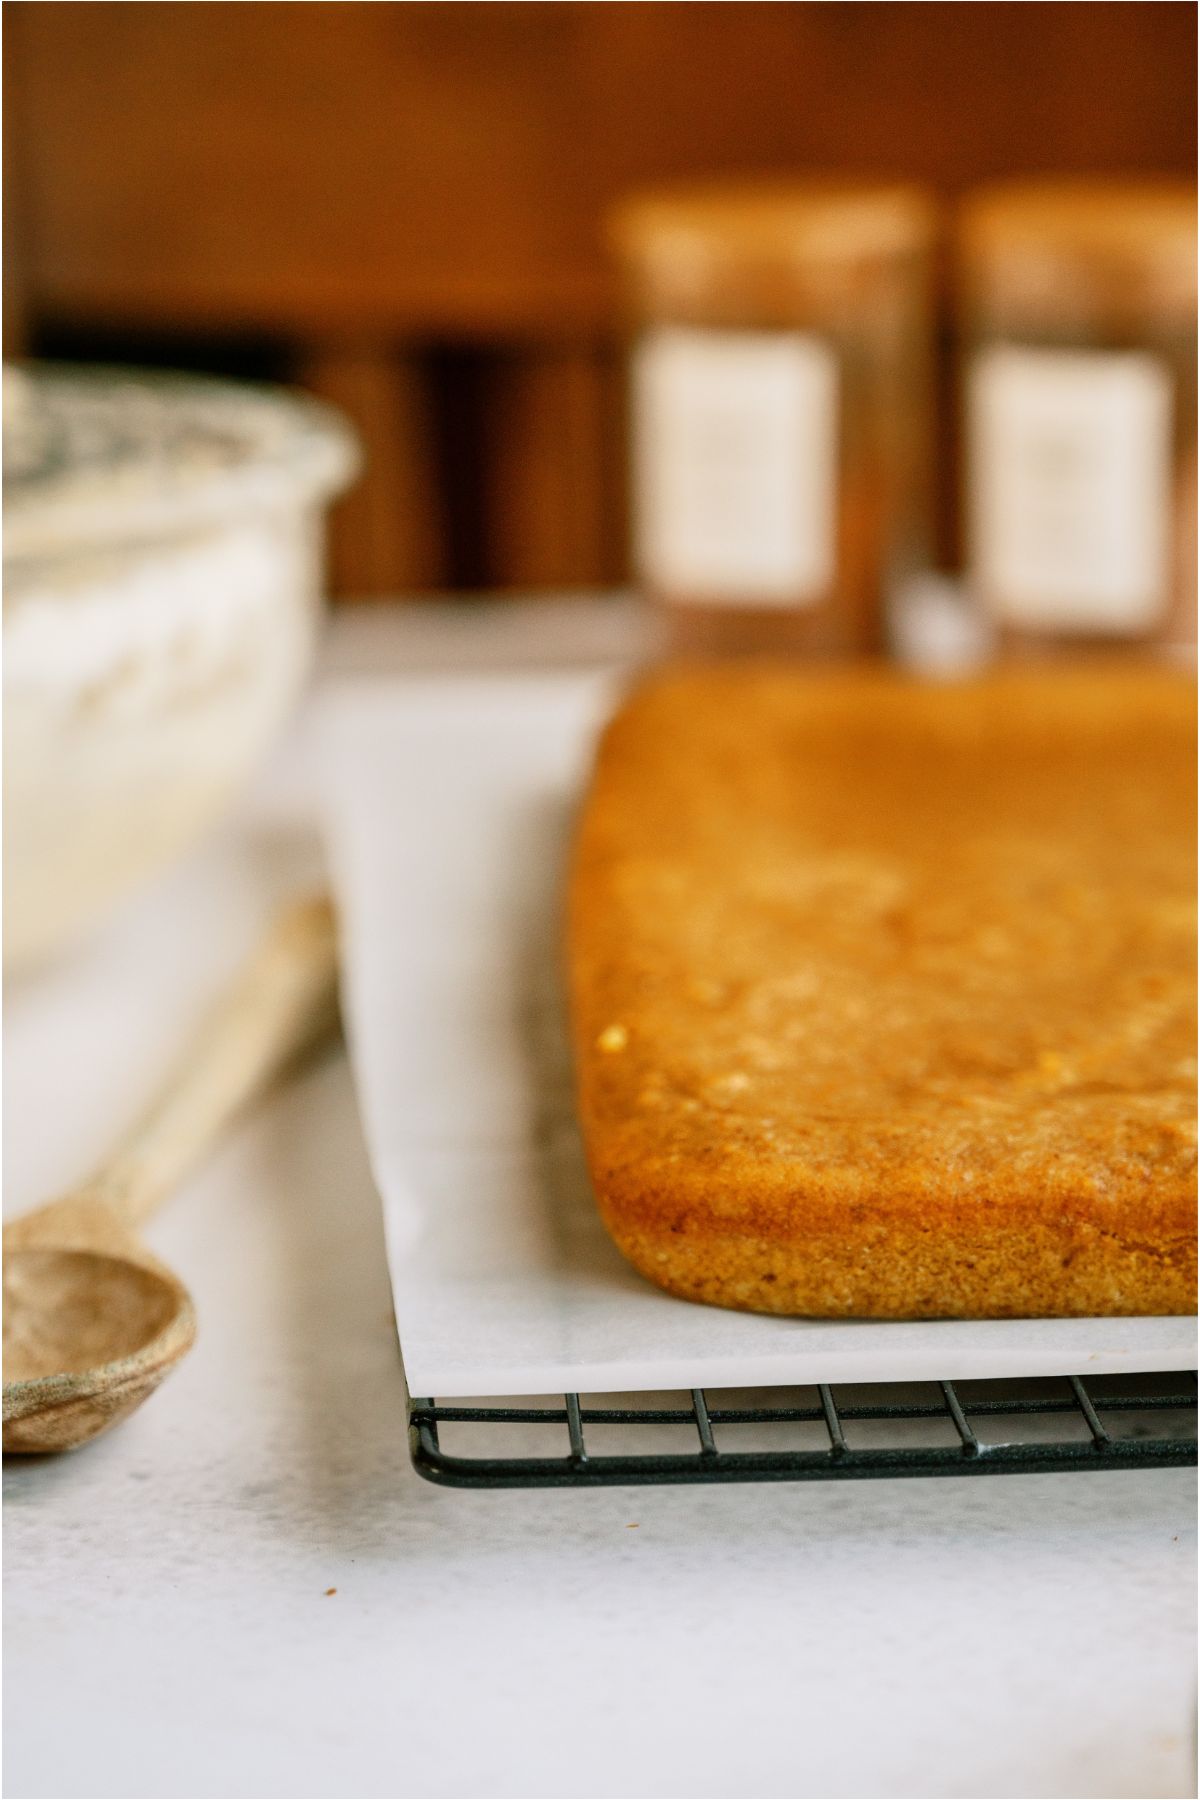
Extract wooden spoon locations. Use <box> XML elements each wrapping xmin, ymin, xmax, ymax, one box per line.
<box><xmin>3</xmin><ymin>895</ymin><xmax>340</xmax><ymax>1454</ymax></box>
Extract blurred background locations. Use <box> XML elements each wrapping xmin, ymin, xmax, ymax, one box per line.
<box><xmin>6</xmin><ymin>0</ymin><xmax>1196</xmax><ymax>601</ymax></box>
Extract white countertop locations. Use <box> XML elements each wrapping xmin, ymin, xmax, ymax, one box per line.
<box><xmin>4</xmin><ymin>600</ymin><xmax>1196</xmax><ymax>1800</ymax></box>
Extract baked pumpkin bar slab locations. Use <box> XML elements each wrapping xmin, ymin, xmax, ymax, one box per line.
<box><xmin>567</xmin><ymin>665</ymin><xmax>1197</xmax><ymax>1318</ymax></box>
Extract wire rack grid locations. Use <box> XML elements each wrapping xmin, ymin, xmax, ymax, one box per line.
<box><xmin>408</xmin><ymin>1371</ymin><xmax>1198</xmax><ymax>1489</ymax></box>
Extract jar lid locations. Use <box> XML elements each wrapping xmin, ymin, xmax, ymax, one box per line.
<box><xmin>4</xmin><ymin>364</ymin><xmax>360</xmax><ymax>563</ymax></box>
<box><xmin>959</xmin><ymin>179</ymin><xmax>1197</xmax><ymax>326</ymax></box>
<box><xmin>610</xmin><ymin>178</ymin><xmax>937</xmax><ymax>280</ymax></box>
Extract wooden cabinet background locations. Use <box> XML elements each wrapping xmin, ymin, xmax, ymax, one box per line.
<box><xmin>6</xmin><ymin>1</ymin><xmax>1196</xmax><ymax>597</ymax></box>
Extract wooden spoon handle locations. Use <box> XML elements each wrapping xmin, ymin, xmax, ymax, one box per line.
<box><xmin>88</xmin><ymin>895</ymin><xmax>340</xmax><ymax>1227</ymax></box>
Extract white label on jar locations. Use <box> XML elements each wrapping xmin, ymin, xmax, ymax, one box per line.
<box><xmin>968</xmin><ymin>346</ymin><xmax>1173</xmax><ymax>632</ymax></box>
<box><xmin>631</xmin><ymin>326</ymin><xmax>838</xmax><ymax>606</ymax></box>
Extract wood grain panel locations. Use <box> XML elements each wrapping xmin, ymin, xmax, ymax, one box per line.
<box><xmin>9</xmin><ymin>2</ymin><xmax>1194</xmax><ymax>334</ymax></box>
<box><xmin>6</xmin><ymin>2</ymin><xmax>1194</xmax><ymax>594</ymax></box>
<box><xmin>298</xmin><ymin>344</ymin><xmax>446</xmax><ymax>596</ymax></box>
<box><xmin>480</xmin><ymin>345</ymin><xmax>624</xmax><ymax>589</ymax></box>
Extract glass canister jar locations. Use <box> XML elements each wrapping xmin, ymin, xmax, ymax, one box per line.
<box><xmin>609</xmin><ymin>180</ymin><xmax>938</xmax><ymax>657</ymax></box>
<box><xmin>959</xmin><ymin>180</ymin><xmax>1197</xmax><ymax>655</ymax></box>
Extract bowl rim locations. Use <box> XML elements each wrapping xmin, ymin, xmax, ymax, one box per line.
<box><xmin>4</xmin><ymin>363</ymin><xmax>361</xmax><ymax>562</ymax></box>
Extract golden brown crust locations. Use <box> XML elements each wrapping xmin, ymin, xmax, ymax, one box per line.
<box><xmin>567</xmin><ymin>663</ymin><xmax>1197</xmax><ymax>1318</ymax></box>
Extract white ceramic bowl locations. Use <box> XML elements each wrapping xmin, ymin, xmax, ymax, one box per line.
<box><xmin>4</xmin><ymin>365</ymin><xmax>359</xmax><ymax>970</ymax></box>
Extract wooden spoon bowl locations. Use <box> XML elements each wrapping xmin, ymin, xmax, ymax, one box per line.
<box><xmin>3</xmin><ymin>897</ymin><xmax>338</xmax><ymax>1455</ymax></box>
<box><xmin>3</xmin><ymin>1202</ymin><xmax>196</xmax><ymax>1453</ymax></box>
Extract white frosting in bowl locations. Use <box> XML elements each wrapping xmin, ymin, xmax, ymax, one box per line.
<box><xmin>4</xmin><ymin>365</ymin><xmax>359</xmax><ymax>970</ymax></box>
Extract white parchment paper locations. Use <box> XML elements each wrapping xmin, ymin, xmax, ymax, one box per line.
<box><xmin>319</xmin><ymin>674</ymin><xmax>1195</xmax><ymax>1397</ymax></box>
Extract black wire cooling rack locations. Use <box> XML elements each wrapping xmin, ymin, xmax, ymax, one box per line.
<box><xmin>408</xmin><ymin>1370</ymin><xmax>1198</xmax><ymax>1488</ymax></box>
